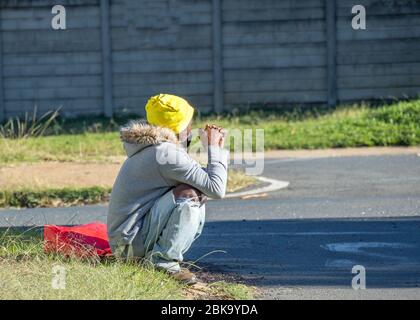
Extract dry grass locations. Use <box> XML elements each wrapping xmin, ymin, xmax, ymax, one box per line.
<box><xmin>227</xmin><ymin>169</ymin><xmax>257</xmax><ymax>193</ymax></box>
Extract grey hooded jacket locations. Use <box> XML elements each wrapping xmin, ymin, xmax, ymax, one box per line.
<box><xmin>107</xmin><ymin>121</ymin><xmax>229</xmax><ymax>252</ymax></box>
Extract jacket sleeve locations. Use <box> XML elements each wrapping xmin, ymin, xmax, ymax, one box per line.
<box><xmin>158</xmin><ymin>144</ymin><xmax>229</xmax><ymax>199</ymax></box>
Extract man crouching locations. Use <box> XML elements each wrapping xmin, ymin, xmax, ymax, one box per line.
<box><xmin>107</xmin><ymin>94</ymin><xmax>228</xmax><ymax>285</ymax></box>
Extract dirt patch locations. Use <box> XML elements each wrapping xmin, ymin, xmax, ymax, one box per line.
<box><xmin>0</xmin><ymin>162</ymin><xmax>120</xmax><ymax>190</ymax></box>
<box><xmin>184</xmin><ymin>282</ymin><xmax>230</xmax><ymax>300</ymax></box>
<box><xmin>0</xmin><ymin>161</ymin><xmax>256</xmax><ymax>194</ymax></box>
<box><xmin>184</xmin><ymin>270</ymin><xmax>258</xmax><ymax>300</ymax></box>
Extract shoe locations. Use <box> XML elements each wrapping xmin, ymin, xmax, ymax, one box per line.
<box><xmin>170</xmin><ymin>268</ymin><xmax>198</xmax><ymax>286</ymax></box>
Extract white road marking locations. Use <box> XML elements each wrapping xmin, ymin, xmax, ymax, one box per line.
<box><xmin>322</xmin><ymin>242</ymin><xmax>414</xmax><ymax>253</ymax></box>
<box><xmin>321</xmin><ymin>242</ymin><xmax>416</xmax><ymax>262</ymax></box>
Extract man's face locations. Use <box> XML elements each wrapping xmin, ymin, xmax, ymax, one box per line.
<box><xmin>179</xmin><ymin>120</ymin><xmax>193</xmax><ymax>148</ymax></box>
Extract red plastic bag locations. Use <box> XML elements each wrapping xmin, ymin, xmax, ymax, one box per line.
<box><xmin>44</xmin><ymin>222</ymin><xmax>112</xmax><ymax>257</ymax></box>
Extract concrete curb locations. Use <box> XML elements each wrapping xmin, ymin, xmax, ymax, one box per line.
<box><xmin>224</xmin><ymin>176</ymin><xmax>290</xmax><ymax>199</ymax></box>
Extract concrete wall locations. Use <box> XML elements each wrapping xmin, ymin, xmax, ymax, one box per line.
<box><xmin>0</xmin><ymin>0</ymin><xmax>103</xmax><ymax>118</ymax></box>
<box><xmin>223</xmin><ymin>0</ymin><xmax>328</xmax><ymax>107</ymax></box>
<box><xmin>336</xmin><ymin>0</ymin><xmax>420</xmax><ymax>102</ymax></box>
<box><xmin>0</xmin><ymin>0</ymin><xmax>419</xmax><ymax>120</ymax></box>
<box><xmin>110</xmin><ymin>0</ymin><xmax>214</xmax><ymax>116</ymax></box>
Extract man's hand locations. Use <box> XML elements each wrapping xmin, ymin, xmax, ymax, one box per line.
<box><xmin>199</xmin><ymin>124</ymin><xmax>225</xmax><ymax>149</ymax></box>
<box><xmin>173</xmin><ymin>184</ymin><xmax>207</xmax><ymax>205</ymax></box>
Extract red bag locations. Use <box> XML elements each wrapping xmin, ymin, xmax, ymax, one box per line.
<box><xmin>44</xmin><ymin>222</ymin><xmax>112</xmax><ymax>257</ymax></box>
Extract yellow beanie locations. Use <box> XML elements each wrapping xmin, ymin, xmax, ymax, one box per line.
<box><xmin>145</xmin><ymin>94</ymin><xmax>195</xmax><ymax>134</ymax></box>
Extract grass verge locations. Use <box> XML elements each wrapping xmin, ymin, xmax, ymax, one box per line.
<box><xmin>0</xmin><ymin>186</ymin><xmax>111</xmax><ymax>208</ymax></box>
<box><xmin>1</xmin><ymin>100</ymin><xmax>419</xmax><ymax>164</ymax></box>
<box><xmin>0</xmin><ymin>230</ymin><xmax>255</xmax><ymax>300</ymax></box>
<box><xmin>0</xmin><ymin>169</ymin><xmax>257</xmax><ymax>208</ymax></box>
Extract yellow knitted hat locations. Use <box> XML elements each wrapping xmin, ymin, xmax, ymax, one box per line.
<box><xmin>145</xmin><ymin>94</ymin><xmax>195</xmax><ymax>134</ymax></box>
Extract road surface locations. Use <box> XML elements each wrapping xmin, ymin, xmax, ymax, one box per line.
<box><xmin>1</xmin><ymin>154</ymin><xmax>420</xmax><ymax>299</ymax></box>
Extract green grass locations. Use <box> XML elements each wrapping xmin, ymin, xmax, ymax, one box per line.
<box><xmin>0</xmin><ymin>230</ymin><xmax>254</xmax><ymax>300</ymax></box>
<box><xmin>210</xmin><ymin>282</ymin><xmax>255</xmax><ymax>300</ymax></box>
<box><xmin>0</xmin><ymin>100</ymin><xmax>419</xmax><ymax>164</ymax></box>
<box><xmin>0</xmin><ymin>132</ymin><xmax>122</xmax><ymax>163</ymax></box>
<box><xmin>0</xmin><ymin>186</ymin><xmax>111</xmax><ymax>208</ymax></box>
<box><xmin>197</xmin><ymin>100</ymin><xmax>420</xmax><ymax>150</ymax></box>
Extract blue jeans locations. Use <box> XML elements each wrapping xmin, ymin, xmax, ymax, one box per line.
<box><xmin>137</xmin><ymin>190</ymin><xmax>205</xmax><ymax>272</ymax></box>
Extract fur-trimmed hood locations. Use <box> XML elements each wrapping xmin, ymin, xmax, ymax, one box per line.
<box><xmin>120</xmin><ymin>120</ymin><xmax>178</xmax><ymax>157</ymax></box>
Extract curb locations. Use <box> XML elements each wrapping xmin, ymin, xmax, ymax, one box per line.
<box><xmin>224</xmin><ymin>176</ymin><xmax>290</xmax><ymax>199</ymax></box>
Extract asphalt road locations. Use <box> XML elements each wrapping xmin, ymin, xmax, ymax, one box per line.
<box><xmin>1</xmin><ymin>154</ymin><xmax>420</xmax><ymax>299</ymax></box>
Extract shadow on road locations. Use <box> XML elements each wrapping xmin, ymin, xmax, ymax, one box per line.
<box><xmin>1</xmin><ymin>216</ymin><xmax>419</xmax><ymax>289</ymax></box>
<box><xmin>187</xmin><ymin>217</ymin><xmax>420</xmax><ymax>289</ymax></box>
